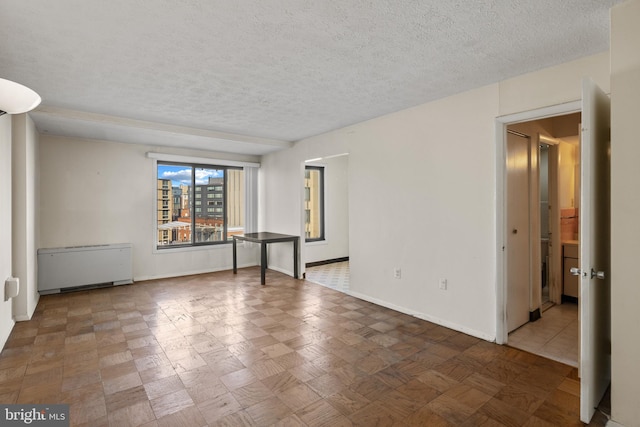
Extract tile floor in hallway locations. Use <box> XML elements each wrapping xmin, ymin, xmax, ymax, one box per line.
<box><xmin>0</xmin><ymin>267</ymin><xmax>608</xmax><ymax>426</ymax></box>
<box><xmin>304</xmin><ymin>261</ymin><xmax>350</xmax><ymax>293</ymax></box>
<box><xmin>508</xmin><ymin>303</ymin><xmax>579</xmax><ymax>368</ymax></box>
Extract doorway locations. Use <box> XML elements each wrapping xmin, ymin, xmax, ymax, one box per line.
<box><xmin>497</xmin><ymin>80</ymin><xmax>612</xmax><ymax>424</ymax></box>
<box><xmin>497</xmin><ymin>102</ymin><xmax>580</xmax><ymax>354</ymax></box>
<box><xmin>497</xmin><ymin>105</ymin><xmax>582</xmax><ymax>369</ymax></box>
<box><xmin>301</xmin><ymin>153</ymin><xmax>350</xmax><ymax>293</ymax></box>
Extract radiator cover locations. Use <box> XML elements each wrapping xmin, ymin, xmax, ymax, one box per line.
<box><xmin>37</xmin><ymin>243</ymin><xmax>133</xmax><ymax>294</ymax></box>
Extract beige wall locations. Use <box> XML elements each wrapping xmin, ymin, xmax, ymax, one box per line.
<box><xmin>611</xmin><ymin>0</ymin><xmax>640</xmax><ymax>425</ymax></box>
<box><xmin>558</xmin><ymin>141</ymin><xmax>578</xmax><ymax>210</ymax></box>
<box><xmin>0</xmin><ymin>115</ymin><xmax>14</xmax><ymax>349</ymax></box>
<box><xmin>260</xmin><ymin>51</ymin><xmax>610</xmax><ymax>341</ymax></box>
<box><xmin>499</xmin><ymin>52</ymin><xmax>610</xmax><ymax>116</ymax></box>
<box><xmin>12</xmin><ymin>114</ymin><xmax>40</xmax><ymax>321</ymax></box>
<box><xmin>39</xmin><ymin>136</ymin><xmax>260</xmax><ymax>281</ymax></box>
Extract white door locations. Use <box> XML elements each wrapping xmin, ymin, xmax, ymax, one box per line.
<box><xmin>579</xmin><ymin>78</ymin><xmax>611</xmax><ymax>423</ymax></box>
<box><xmin>506</xmin><ymin>131</ymin><xmax>530</xmax><ymax>332</ymax></box>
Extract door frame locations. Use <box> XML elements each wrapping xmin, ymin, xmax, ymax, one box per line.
<box><xmin>496</xmin><ymin>100</ymin><xmax>581</xmax><ymax>344</ymax></box>
<box><xmin>299</xmin><ymin>153</ymin><xmax>350</xmax><ymax>279</ymax></box>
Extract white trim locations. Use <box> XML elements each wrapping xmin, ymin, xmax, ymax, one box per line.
<box><xmin>495</xmin><ymin>120</ymin><xmax>508</xmax><ymax>344</ymax></box>
<box><xmin>496</xmin><ymin>101</ymin><xmax>582</xmax><ymax>124</ymax></box>
<box><xmin>134</xmin><ymin>263</ymin><xmax>257</xmax><ymax>282</ymax></box>
<box><xmin>147</xmin><ymin>151</ymin><xmax>260</xmax><ymax>168</ymax></box>
<box><xmin>268</xmin><ymin>264</ymin><xmax>294</xmax><ymax>278</ymax></box>
<box><xmin>495</xmin><ymin>100</ymin><xmax>581</xmax><ymax>345</ymax></box>
<box><xmin>347</xmin><ymin>290</ymin><xmax>495</xmax><ymax>342</ymax></box>
<box><xmin>305</xmin><ymin>240</ymin><xmax>328</xmax><ymax>247</ymax></box>
<box><xmin>152</xmin><ymin>242</ymin><xmax>234</xmax><ymax>255</ymax></box>
<box><xmin>0</xmin><ymin>319</ymin><xmax>15</xmax><ymax>348</ymax></box>
<box><xmin>152</xmin><ymin>157</ymin><xmax>160</xmax><ymax>254</ymax></box>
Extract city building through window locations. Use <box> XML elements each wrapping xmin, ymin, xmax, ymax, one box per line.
<box><xmin>304</xmin><ymin>166</ymin><xmax>325</xmax><ymax>242</ymax></box>
<box><xmin>156</xmin><ymin>162</ymin><xmax>245</xmax><ymax>248</ymax></box>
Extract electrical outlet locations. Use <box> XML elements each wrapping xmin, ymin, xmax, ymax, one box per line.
<box><xmin>394</xmin><ymin>268</ymin><xmax>402</xmax><ymax>279</ymax></box>
<box><xmin>439</xmin><ymin>278</ymin><xmax>447</xmax><ymax>290</ymax></box>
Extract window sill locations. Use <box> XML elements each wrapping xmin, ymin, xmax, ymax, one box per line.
<box><xmin>153</xmin><ymin>242</ymin><xmax>232</xmax><ymax>254</ymax></box>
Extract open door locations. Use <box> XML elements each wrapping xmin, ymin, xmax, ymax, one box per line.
<box><xmin>506</xmin><ymin>131</ymin><xmax>531</xmax><ymax>333</ymax></box>
<box><xmin>579</xmin><ymin>78</ymin><xmax>611</xmax><ymax>423</ymax></box>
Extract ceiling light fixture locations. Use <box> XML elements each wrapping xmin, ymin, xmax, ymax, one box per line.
<box><xmin>0</xmin><ymin>78</ymin><xmax>42</xmax><ymax>116</ymax></box>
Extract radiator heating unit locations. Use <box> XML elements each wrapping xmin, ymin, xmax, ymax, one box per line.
<box><xmin>37</xmin><ymin>243</ymin><xmax>133</xmax><ymax>294</ymax></box>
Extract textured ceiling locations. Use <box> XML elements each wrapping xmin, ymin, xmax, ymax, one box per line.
<box><xmin>0</xmin><ymin>1</ymin><xmax>621</xmax><ymax>155</ymax></box>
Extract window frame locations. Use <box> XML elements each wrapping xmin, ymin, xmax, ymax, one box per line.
<box><xmin>304</xmin><ymin>165</ymin><xmax>325</xmax><ymax>242</ymax></box>
<box><xmin>156</xmin><ymin>160</ymin><xmax>243</xmax><ymax>249</ymax></box>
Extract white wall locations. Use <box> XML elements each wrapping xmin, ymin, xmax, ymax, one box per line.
<box><xmin>0</xmin><ymin>115</ymin><xmax>15</xmax><ymax>350</ymax></box>
<box><xmin>260</xmin><ymin>52</ymin><xmax>609</xmax><ymax>341</ymax></box>
<box><xmin>12</xmin><ymin>114</ymin><xmax>39</xmax><ymax>320</ymax></box>
<box><xmin>304</xmin><ymin>154</ymin><xmax>349</xmax><ymax>265</ymax></box>
<box><xmin>263</xmin><ymin>84</ymin><xmax>499</xmax><ymax>339</ymax></box>
<box><xmin>558</xmin><ymin>141</ymin><xmax>578</xmax><ymax>209</ymax></box>
<box><xmin>39</xmin><ymin>135</ymin><xmax>259</xmax><ymax>281</ymax></box>
<box><xmin>499</xmin><ymin>51</ymin><xmax>610</xmax><ymax>115</ymax></box>
<box><xmin>611</xmin><ymin>1</ymin><xmax>640</xmax><ymax>425</ymax></box>
<box><xmin>259</xmin><ymin>135</ymin><xmax>350</xmax><ymax>276</ymax></box>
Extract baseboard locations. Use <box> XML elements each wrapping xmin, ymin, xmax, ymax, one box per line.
<box><xmin>529</xmin><ymin>308</ymin><xmax>541</xmax><ymax>322</ymax></box>
<box><xmin>13</xmin><ymin>293</ymin><xmax>40</xmax><ymax>322</ymax></box>
<box><xmin>305</xmin><ymin>257</ymin><xmax>349</xmax><ymax>268</ymax></box>
<box><xmin>135</xmin><ymin>264</ymin><xmax>257</xmax><ymax>282</ymax></box>
<box><xmin>266</xmin><ymin>265</ymin><xmax>296</xmax><ymax>279</ymax></box>
<box><xmin>91</xmin><ymin>262</ymin><xmax>293</xmax><ymax>286</ymax></box>
<box><xmin>0</xmin><ymin>318</ymin><xmax>15</xmax><ymax>352</ymax></box>
<box><xmin>345</xmin><ymin>289</ymin><xmax>495</xmax><ymax>342</ymax></box>
<box><xmin>562</xmin><ymin>294</ymin><xmax>579</xmax><ymax>304</ymax></box>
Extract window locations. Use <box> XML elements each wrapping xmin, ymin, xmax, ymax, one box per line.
<box><xmin>304</xmin><ymin>166</ymin><xmax>324</xmax><ymax>242</ymax></box>
<box><xmin>156</xmin><ymin>162</ymin><xmax>245</xmax><ymax>248</ymax></box>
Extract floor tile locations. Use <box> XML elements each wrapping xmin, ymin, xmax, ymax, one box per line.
<box><xmin>0</xmin><ymin>267</ymin><xmax>607</xmax><ymax>426</ymax></box>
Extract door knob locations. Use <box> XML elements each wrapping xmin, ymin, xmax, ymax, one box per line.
<box><xmin>570</xmin><ymin>267</ymin><xmax>581</xmax><ymax>276</ymax></box>
<box><xmin>591</xmin><ymin>269</ymin><xmax>605</xmax><ymax>280</ymax></box>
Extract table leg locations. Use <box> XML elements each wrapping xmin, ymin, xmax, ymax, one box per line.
<box><xmin>293</xmin><ymin>238</ymin><xmax>299</xmax><ymax>279</ymax></box>
<box><xmin>261</xmin><ymin>242</ymin><xmax>267</xmax><ymax>285</ymax></box>
<box><xmin>233</xmin><ymin>238</ymin><xmax>237</xmax><ymax>274</ymax></box>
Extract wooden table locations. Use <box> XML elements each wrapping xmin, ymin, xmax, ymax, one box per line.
<box><xmin>232</xmin><ymin>232</ymin><xmax>299</xmax><ymax>285</ymax></box>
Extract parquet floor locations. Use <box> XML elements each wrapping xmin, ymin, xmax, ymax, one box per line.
<box><xmin>0</xmin><ymin>267</ymin><xmax>608</xmax><ymax>426</ymax></box>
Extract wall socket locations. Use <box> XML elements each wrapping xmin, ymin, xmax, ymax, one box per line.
<box><xmin>393</xmin><ymin>268</ymin><xmax>402</xmax><ymax>279</ymax></box>
<box><xmin>439</xmin><ymin>278</ymin><xmax>447</xmax><ymax>290</ymax></box>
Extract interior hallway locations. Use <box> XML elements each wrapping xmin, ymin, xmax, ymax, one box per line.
<box><xmin>508</xmin><ymin>303</ymin><xmax>579</xmax><ymax>368</ymax></box>
<box><xmin>305</xmin><ymin>261</ymin><xmax>350</xmax><ymax>293</ymax></box>
<box><xmin>0</xmin><ymin>268</ymin><xmax>605</xmax><ymax>426</ymax></box>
